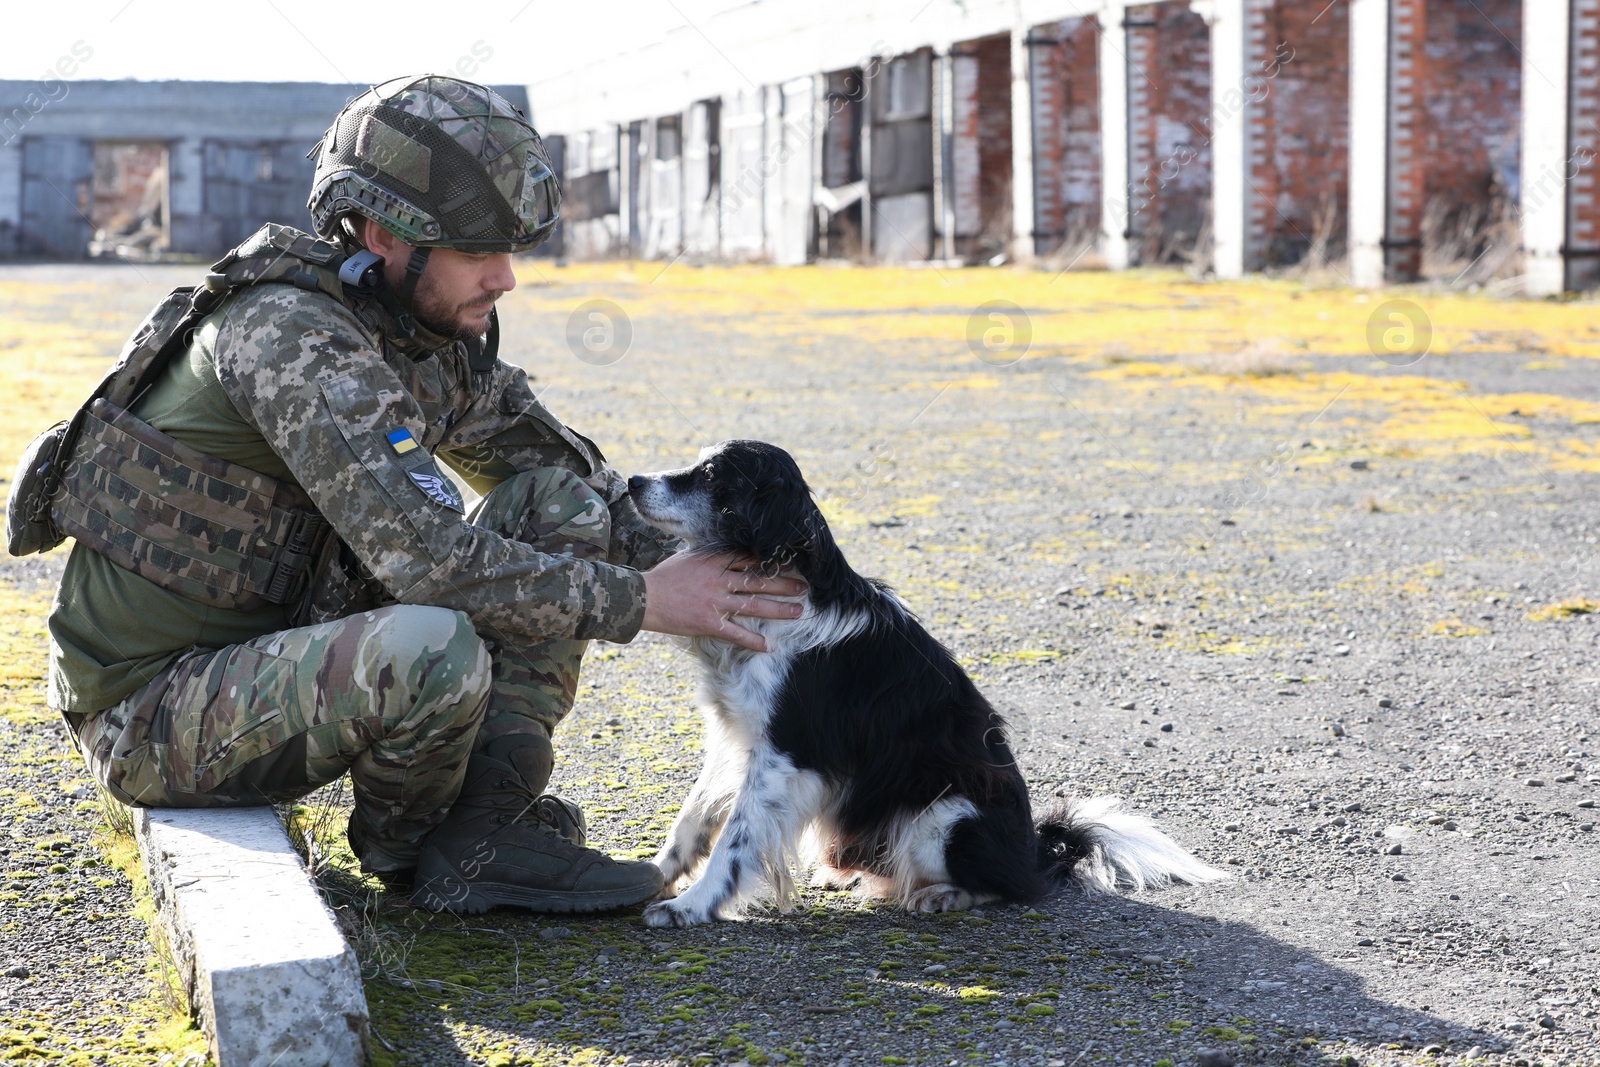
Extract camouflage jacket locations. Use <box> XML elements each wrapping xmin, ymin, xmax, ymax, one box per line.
<box><xmin>206</xmin><ymin>281</ymin><xmax>672</xmax><ymax>646</ymax></box>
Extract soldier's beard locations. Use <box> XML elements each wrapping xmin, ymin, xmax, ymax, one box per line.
<box><xmin>413</xmin><ymin>274</ymin><xmax>503</xmax><ymax>342</ymax></box>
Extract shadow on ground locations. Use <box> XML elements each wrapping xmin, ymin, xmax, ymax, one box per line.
<box><xmin>341</xmin><ymin>883</ymin><xmax>1488</xmax><ymax>1066</ymax></box>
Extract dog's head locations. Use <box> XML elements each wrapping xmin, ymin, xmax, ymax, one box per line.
<box><xmin>629</xmin><ymin>440</ymin><xmax>830</xmax><ymax>577</ymax></box>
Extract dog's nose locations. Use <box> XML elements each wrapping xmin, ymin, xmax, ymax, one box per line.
<box><xmin>627</xmin><ymin>474</ymin><xmax>646</xmax><ymax>494</ymax></box>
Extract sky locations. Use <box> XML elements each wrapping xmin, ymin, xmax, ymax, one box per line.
<box><xmin>1</xmin><ymin>0</ymin><xmax>722</xmax><ymax>90</ymax></box>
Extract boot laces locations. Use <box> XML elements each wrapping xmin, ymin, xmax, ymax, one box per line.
<box><xmin>493</xmin><ymin>777</ymin><xmax>586</xmax><ymax>845</ymax></box>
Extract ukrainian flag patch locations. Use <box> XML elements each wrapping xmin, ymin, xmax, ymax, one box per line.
<box><xmin>386</xmin><ymin>428</ymin><xmax>419</xmax><ymax>455</ymax></box>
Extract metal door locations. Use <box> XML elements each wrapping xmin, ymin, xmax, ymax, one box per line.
<box><xmin>720</xmin><ymin>88</ymin><xmax>766</xmax><ymax>258</ymax></box>
<box><xmin>202</xmin><ymin>140</ymin><xmax>316</xmax><ymax>254</ymax></box>
<box><xmin>770</xmin><ymin>77</ymin><xmax>815</xmax><ymax>266</ymax></box>
<box><xmin>869</xmin><ymin>50</ymin><xmax>934</xmax><ymax>261</ymax></box>
<box><xmin>645</xmin><ymin>115</ymin><xmax>683</xmax><ymax>260</ymax></box>
<box><xmin>683</xmin><ymin>100</ymin><xmax>720</xmax><ymax>257</ymax></box>
<box><xmin>20</xmin><ymin>136</ymin><xmax>93</xmax><ymax>258</ymax></box>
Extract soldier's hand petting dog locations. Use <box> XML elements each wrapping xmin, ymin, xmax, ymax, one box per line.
<box><xmin>641</xmin><ymin>551</ymin><xmax>806</xmax><ymax>652</ymax></box>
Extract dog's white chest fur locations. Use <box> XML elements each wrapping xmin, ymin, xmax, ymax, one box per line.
<box><xmin>689</xmin><ymin>597</ymin><xmax>868</xmax><ymax>736</ymax></box>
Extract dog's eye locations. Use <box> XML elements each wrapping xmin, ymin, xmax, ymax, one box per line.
<box><xmin>702</xmin><ymin>464</ymin><xmax>715</xmax><ymax>480</ymax></box>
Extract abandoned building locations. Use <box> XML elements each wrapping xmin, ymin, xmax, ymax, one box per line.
<box><xmin>531</xmin><ymin>0</ymin><xmax>1593</xmax><ymax>294</ymax></box>
<box><xmin>0</xmin><ymin>79</ymin><xmax>529</xmax><ymax>263</ymax></box>
<box><xmin>0</xmin><ymin>2</ymin><xmax>1592</xmax><ymax>294</ymax></box>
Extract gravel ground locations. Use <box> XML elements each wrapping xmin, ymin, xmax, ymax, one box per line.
<box><xmin>2</xmin><ymin>262</ymin><xmax>1596</xmax><ymax>1067</ymax></box>
<box><xmin>0</xmin><ymin>559</ymin><xmax>208</xmax><ymax>1065</ymax></box>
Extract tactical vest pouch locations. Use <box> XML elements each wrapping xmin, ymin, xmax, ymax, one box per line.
<box><xmin>5</xmin><ymin>286</ymin><xmax>199</xmax><ymax>558</ymax></box>
<box><xmin>5</xmin><ymin>419</ymin><xmax>73</xmax><ymax>556</ymax></box>
<box><xmin>5</xmin><ymin>224</ymin><xmax>362</xmax><ymax>610</ymax></box>
<box><xmin>53</xmin><ymin>399</ymin><xmax>331</xmax><ymax>611</ymax></box>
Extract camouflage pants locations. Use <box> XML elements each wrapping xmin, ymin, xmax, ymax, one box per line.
<box><xmin>75</xmin><ymin>467</ymin><xmax>613</xmax><ymax>871</ymax></box>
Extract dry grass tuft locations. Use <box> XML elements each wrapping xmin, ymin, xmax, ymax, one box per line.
<box><xmin>1184</xmin><ymin>339</ymin><xmax>1295</xmax><ymax>379</ymax></box>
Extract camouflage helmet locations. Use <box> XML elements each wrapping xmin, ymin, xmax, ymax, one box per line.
<box><xmin>308</xmin><ymin>75</ymin><xmax>560</xmax><ymax>253</ymax></box>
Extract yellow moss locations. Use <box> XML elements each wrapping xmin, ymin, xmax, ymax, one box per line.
<box><xmin>1526</xmin><ymin>598</ymin><xmax>1600</xmax><ymax>622</ymax></box>
<box><xmin>1168</xmin><ymin>633</ymin><xmax>1282</xmax><ymax>656</ymax></box>
<box><xmin>1090</xmin><ymin>361</ymin><xmax>1189</xmax><ymax>380</ymax></box>
<box><xmin>1425</xmin><ymin>619</ymin><xmax>1489</xmax><ymax>638</ymax></box>
<box><xmin>0</xmin><ymin>585</ymin><xmax>57</xmax><ymax>727</ymax></box>
<box><xmin>987</xmin><ymin>649</ymin><xmax>1062</xmax><ymax>664</ymax></box>
<box><xmin>511</xmin><ymin>261</ymin><xmax>1600</xmax><ymax>362</ymax></box>
<box><xmin>888</xmin><ymin>494</ymin><xmax>944</xmax><ymax>518</ymax></box>
<box><xmin>905</xmin><ymin>374</ymin><xmax>1001</xmax><ymax>391</ymax></box>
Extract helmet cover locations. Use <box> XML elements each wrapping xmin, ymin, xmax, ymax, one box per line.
<box><xmin>308</xmin><ymin>75</ymin><xmax>560</xmax><ymax>253</ymax></box>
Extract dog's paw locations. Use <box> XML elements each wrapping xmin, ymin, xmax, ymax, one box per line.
<box><xmin>643</xmin><ymin>899</ymin><xmax>708</xmax><ymax>928</ymax></box>
<box><xmin>651</xmin><ymin>855</ymin><xmax>682</xmax><ymax>886</ymax></box>
<box><xmin>810</xmin><ymin>864</ymin><xmax>862</xmax><ymax>891</ymax></box>
<box><xmin>905</xmin><ymin>884</ymin><xmax>976</xmax><ymax>914</ymax></box>
<box><xmin>853</xmin><ymin>872</ymin><xmax>899</xmax><ymax>901</ymax></box>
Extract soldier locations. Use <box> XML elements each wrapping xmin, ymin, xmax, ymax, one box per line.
<box><xmin>46</xmin><ymin>75</ymin><xmax>803</xmax><ymax>913</ymax></box>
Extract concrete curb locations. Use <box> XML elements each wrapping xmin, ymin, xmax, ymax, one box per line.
<box><xmin>134</xmin><ymin>807</ymin><xmax>369</xmax><ymax>1067</ymax></box>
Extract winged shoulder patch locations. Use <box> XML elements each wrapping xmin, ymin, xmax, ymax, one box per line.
<box><xmin>408</xmin><ymin>467</ymin><xmax>465</xmax><ymax>513</ymax></box>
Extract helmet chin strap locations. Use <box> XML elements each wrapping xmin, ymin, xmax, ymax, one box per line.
<box><xmin>380</xmin><ymin>243</ymin><xmax>497</xmax><ymax>393</ymax></box>
<box><xmin>396</xmin><ymin>247</ymin><xmax>431</xmax><ymax>332</ymax></box>
<box><xmin>370</xmin><ymin>245</ymin><xmax>431</xmax><ymax>338</ymax></box>
<box><xmin>466</xmin><ymin>308</ymin><xmax>499</xmax><ymax>395</ymax></box>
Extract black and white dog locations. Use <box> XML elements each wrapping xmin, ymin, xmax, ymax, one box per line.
<box><xmin>628</xmin><ymin>440</ymin><xmax>1223</xmax><ymax>928</ymax></box>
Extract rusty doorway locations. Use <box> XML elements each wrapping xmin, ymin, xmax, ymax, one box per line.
<box><xmin>88</xmin><ymin>141</ymin><xmax>169</xmax><ymax>259</ymax></box>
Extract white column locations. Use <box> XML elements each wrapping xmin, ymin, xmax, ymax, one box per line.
<box><xmin>1010</xmin><ymin>25</ymin><xmax>1037</xmax><ymax>261</ymax></box>
<box><xmin>811</xmin><ymin>73</ymin><xmax>827</xmax><ymax>261</ymax></box>
<box><xmin>616</xmin><ymin>125</ymin><xmax>632</xmax><ymax>254</ymax></box>
<box><xmin>639</xmin><ymin>119</ymin><xmax>656</xmax><ymax>259</ymax></box>
<box><xmin>861</xmin><ymin>69</ymin><xmax>874</xmax><ymax>259</ymax></box>
<box><xmin>165</xmin><ymin>137</ymin><xmax>205</xmax><ymax>255</ymax></box>
<box><xmin>763</xmin><ymin>84</ymin><xmax>783</xmax><ymax>262</ymax></box>
<box><xmin>933</xmin><ymin>48</ymin><xmax>956</xmax><ymax>262</ymax></box>
<box><xmin>1348</xmin><ymin>0</ymin><xmax>1390</xmax><ymax>288</ymax></box>
<box><xmin>775</xmin><ymin>76</ymin><xmax>815</xmax><ymax>266</ymax></box>
<box><xmin>1207</xmin><ymin>0</ymin><xmax>1247</xmax><ymax>278</ymax></box>
<box><xmin>1521</xmin><ymin>0</ymin><xmax>1572</xmax><ymax>297</ymax></box>
<box><xmin>1098</xmin><ymin>3</ymin><xmax>1131</xmax><ymax>270</ymax></box>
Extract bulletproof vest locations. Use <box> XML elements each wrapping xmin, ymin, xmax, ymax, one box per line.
<box><xmin>5</xmin><ymin>224</ymin><xmax>380</xmax><ymax>612</ymax></box>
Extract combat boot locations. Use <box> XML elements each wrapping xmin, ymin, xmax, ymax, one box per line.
<box><xmin>411</xmin><ymin>735</ymin><xmax>661</xmax><ymax>914</ymax></box>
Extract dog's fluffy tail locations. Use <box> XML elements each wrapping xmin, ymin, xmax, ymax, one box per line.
<box><xmin>1035</xmin><ymin>797</ymin><xmax>1229</xmax><ymax>893</ymax></box>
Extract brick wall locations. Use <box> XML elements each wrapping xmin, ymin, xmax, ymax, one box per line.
<box><xmin>969</xmin><ymin>32</ymin><xmax>1013</xmax><ymax>259</ymax></box>
<box><xmin>1420</xmin><ymin>0</ymin><xmax>1520</xmax><ymax>245</ymax></box>
<box><xmin>1126</xmin><ymin>2</ymin><xmax>1212</xmax><ymax>265</ymax></box>
<box><xmin>1571</xmin><ymin>0</ymin><xmax>1600</xmax><ymax>290</ymax></box>
<box><xmin>90</xmin><ymin>142</ymin><xmax>165</xmax><ymax>235</ymax></box>
<box><xmin>1385</xmin><ymin>0</ymin><xmax>1427</xmax><ymax>279</ymax></box>
<box><xmin>1252</xmin><ymin>0</ymin><xmax>1350</xmax><ymax>266</ymax></box>
<box><xmin>1030</xmin><ymin>16</ymin><xmax>1101</xmax><ymax>255</ymax></box>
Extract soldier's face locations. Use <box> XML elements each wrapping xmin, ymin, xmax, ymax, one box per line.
<box><xmin>362</xmin><ymin>218</ymin><xmax>515</xmax><ymax>340</ymax></box>
<box><xmin>411</xmin><ymin>247</ymin><xmax>517</xmax><ymax>341</ymax></box>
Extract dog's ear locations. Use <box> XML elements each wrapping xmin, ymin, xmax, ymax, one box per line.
<box><xmin>748</xmin><ymin>470</ymin><xmax>823</xmax><ymax>576</ymax></box>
